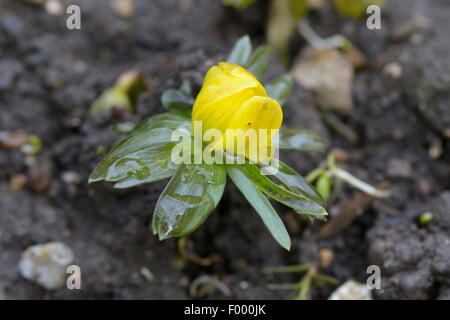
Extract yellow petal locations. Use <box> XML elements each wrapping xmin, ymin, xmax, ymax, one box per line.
<box><xmin>192</xmin><ymin>62</ymin><xmax>267</xmax><ymax>136</ymax></box>
<box><xmin>212</xmin><ymin>96</ymin><xmax>283</xmax><ymax>162</ymax></box>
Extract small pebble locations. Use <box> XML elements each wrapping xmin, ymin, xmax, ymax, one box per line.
<box><xmin>383</xmin><ymin>62</ymin><xmax>402</xmax><ymax>78</ymax></box>
<box><xmin>112</xmin><ymin>0</ymin><xmax>135</xmax><ymax>18</ymax></box>
<box><xmin>73</xmin><ymin>61</ymin><xmax>87</xmax><ymax>74</ymax></box>
<box><xmin>10</xmin><ymin>174</ymin><xmax>27</xmax><ymax>192</ymax></box>
<box><xmin>319</xmin><ymin>248</ymin><xmax>334</xmax><ymax>268</ymax></box>
<box><xmin>28</xmin><ymin>157</ymin><xmax>53</xmax><ymax>192</ymax></box>
<box><xmin>61</xmin><ymin>171</ymin><xmax>82</xmax><ymax>185</ymax></box>
<box><xmin>239</xmin><ymin>281</ymin><xmax>249</xmax><ymax>290</ymax></box>
<box><xmin>19</xmin><ymin>242</ymin><xmax>74</xmax><ymax>290</ymax></box>
<box><xmin>139</xmin><ymin>267</ymin><xmax>154</xmax><ymax>282</ymax></box>
<box><xmin>45</xmin><ymin>0</ymin><xmax>64</xmax><ymax>16</ymax></box>
<box><xmin>428</xmin><ymin>139</ymin><xmax>443</xmax><ymax>159</ymax></box>
<box><xmin>387</xmin><ymin>158</ymin><xmax>412</xmax><ymax>179</ymax></box>
<box><xmin>330</xmin><ymin>148</ymin><xmax>349</xmax><ymax>163</ymax></box>
<box><xmin>329</xmin><ymin>280</ymin><xmax>372</xmax><ymax>300</ymax></box>
<box><xmin>0</xmin><ymin>132</ymin><xmax>28</xmax><ymax>150</ymax></box>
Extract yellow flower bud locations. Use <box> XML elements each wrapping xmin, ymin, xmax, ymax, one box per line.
<box><xmin>192</xmin><ymin>62</ymin><xmax>283</xmax><ymax>162</ymax></box>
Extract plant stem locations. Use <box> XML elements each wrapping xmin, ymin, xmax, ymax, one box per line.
<box><xmin>293</xmin><ymin>266</ymin><xmax>315</xmax><ymax>300</ymax></box>
<box><xmin>297</xmin><ymin>20</ymin><xmax>348</xmax><ymax>50</ymax></box>
<box><xmin>331</xmin><ymin>167</ymin><xmax>391</xmax><ymax>198</ymax></box>
<box><xmin>262</xmin><ymin>263</ymin><xmax>311</xmax><ymax>274</ymax></box>
<box><xmin>305</xmin><ymin>167</ymin><xmax>325</xmax><ymax>183</ymax></box>
<box><xmin>264</xmin><ymin>263</ymin><xmax>338</xmax><ymax>300</ymax></box>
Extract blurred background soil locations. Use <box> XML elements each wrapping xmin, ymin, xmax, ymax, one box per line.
<box><xmin>0</xmin><ymin>0</ymin><xmax>449</xmax><ymax>299</ymax></box>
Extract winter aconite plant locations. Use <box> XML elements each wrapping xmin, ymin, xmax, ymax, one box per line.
<box><xmin>89</xmin><ymin>36</ymin><xmax>328</xmax><ymax>250</ymax></box>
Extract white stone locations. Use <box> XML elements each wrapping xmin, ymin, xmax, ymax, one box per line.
<box><xmin>328</xmin><ymin>280</ymin><xmax>372</xmax><ymax>300</ymax></box>
<box><xmin>383</xmin><ymin>62</ymin><xmax>403</xmax><ymax>78</ymax></box>
<box><xmin>45</xmin><ymin>0</ymin><xmax>64</xmax><ymax>16</ymax></box>
<box><xmin>19</xmin><ymin>242</ymin><xmax>74</xmax><ymax>290</ymax></box>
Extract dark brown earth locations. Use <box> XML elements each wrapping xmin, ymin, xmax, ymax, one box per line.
<box><xmin>0</xmin><ymin>0</ymin><xmax>448</xmax><ymax>299</ymax></box>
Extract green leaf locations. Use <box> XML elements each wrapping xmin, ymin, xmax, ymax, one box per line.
<box><xmin>241</xmin><ymin>163</ymin><xmax>327</xmax><ymax>218</ymax></box>
<box><xmin>278</xmin><ymin>127</ymin><xmax>324</xmax><ymax>152</ymax></box>
<box><xmin>153</xmin><ymin>164</ymin><xmax>227</xmax><ymax>240</ymax></box>
<box><xmin>332</xmin><ymin>0</ymin><xmax>385</xmax><ymax>20</ymax></box>
<box><xmin>227</xmin><ymin>165</ymin><xmax>291</xmax><ymax>250</ymax></box>
<box><xmin>89</xmin><ymin>112</ymin><xmax>191</xmax><ymax>184</ymax></box>
<box><xmin>265</xmin><ymin>160</ymin><xmax>326</xmax><ymax>205</ymax></box>
<box><xmin>288</xmin><ymin>0</ymin><xmax>308</xmax><ymax>20</ymax></box>
<box><xmin>265</xmin><ymin>74</ymin><xmax>293</xmax><ymax>105</ymax></box>
<box><xmin>246</xmin><ymin>45</ymin><xmax>271</xmax><ymax>80</ymax></box>
<box><xmin>179</xmin><ymin>80</ymin><xmax>192</xmax><ymax>95</ymax></box>
<box><xmin>89</xmin><ymin>88</ymin><xmax>132</xmax><ymax>116</ymax></box>
<box><xmin>223</xmin><ymin>0</ymin><xmax>259</xmax><ymax>10</ymax></box>
<box><xmin>161</xmin><ymin>89</ymin><xmax>195</xmax><ymax>113</ymax></box>
<box><xmin>89</xmin><ymin>71</ymin><xmax>146</xmax><ymax>117</ymax></box>
<box><xmin>109</xmin><ymin>143</ymin><xmax>179</xmax><ymax>189</ymax></box>
<box><xmin>227</xmin><ymin>35</ymin><xmax>252</xmax><ymax>67</ymax></box>
<box><xmin>315</xmin><ymin>173</ymin><xmax>332</xmax><ymax>201</ymax></box>
<box><xmin>267</xmin><ymin>0</ymin><xmax>298</xmax><ymax>66</ymax></box>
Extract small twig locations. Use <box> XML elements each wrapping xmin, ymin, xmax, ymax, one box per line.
<box><xmin>298</xmin><ymin>20</ymin><xmax>349</xmax><ymax>50</ymax></box>
<box><xmin>331</xmin><ymin>167</ymin><xmax>391</xmax><ymax>198</ymax></box>
<box><xmin>313</xmin><ymin>273</ymin><xmax>339</xmax><ymax>286</ymax></box>
<box><xmin>317</xmin><ymin>182</ymin><xmax>390</xmax><ymax>239</ymax></box>
<box><xmin>321</xmin><ymin>111</ymin><xmax>359</xmax><ymax>143</ymax></box>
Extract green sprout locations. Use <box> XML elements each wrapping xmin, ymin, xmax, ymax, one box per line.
<box><xmin>418</xmin><ymin>212</ymin><xmax>433</xmax><ymax>226</ymax></box>
<box><xmin>262</xmin><ymin>263</ymin><xmax>338</xmax><ymax>300</ymax></box>
<box><xmin>332</xmin><ymin>0</ymin><xmax>386</xmax><ymax>19</ymax></box>
<box><xmin>222</xmin><ymin>0</ymin><xmax>259</xmax><ymax>10</ymax></box>
<box><xmin>306</xmin><ymin>152</ymin><xmax>391</xmax><ymax>200</ymax></box>
<box><xmin>20</xmin><ymin>135</ymin><xmax>42</xmax><ymax>155</ymax></box>
<box><xmin>88</xmin><ymin>70</ymin><xmax>146</xmax><ymax>117</ymax></box>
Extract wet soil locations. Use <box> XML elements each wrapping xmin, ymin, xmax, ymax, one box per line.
<box><xmin>0</xmin><ymin>0</ymin><xmax>448</xmax><ymax>299</ymax></box>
